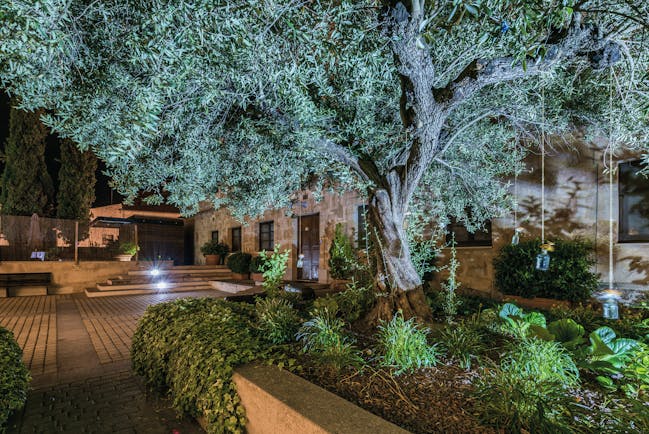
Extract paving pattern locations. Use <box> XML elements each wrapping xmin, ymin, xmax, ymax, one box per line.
<box><xmin>15</xmin><ymin>370</ymin><xmax>202</xmax><ymax>434</ymax></box>
<box><xmin>0</xmin><ymin>295</ymin><xmax>57</xmax><ymax>375</ymax></box>
<box><xmin>74</xmin><ymin>292</ymin><xmax>222</xmax><ymax>364</ymax></box>
<box><xmin>1</xmin><ymin>290</ymin><xmax>224</xmax><ymax>433</ymax></box>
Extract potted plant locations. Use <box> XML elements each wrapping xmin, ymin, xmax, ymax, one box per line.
<box><xmin>201</xmin><ymin>240</ymin><xmax>230</xmax><ymax>265</ymax></box>
<box><xmin>249</xmin><ymin>255</ymin><xmax>265</xmax><ymax>283</ymax></box>
<box><xmin>115</xmin><ymin>241</ymin><xmax>139</xmax><ymax>261</ymax></box>
<box><xmin>226</xmin><ymin>252</ymin><xmax>252</xmax><ymax>280</ymax></box>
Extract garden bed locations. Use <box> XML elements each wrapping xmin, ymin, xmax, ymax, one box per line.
<box><xmin>299</xmin><ymin>363</ymin><xmax>492</xmax><ymax>433</ymax></box>
<box><xmin>131</xmin><ymin>286</ymin><xmax>649</xmax><ymax>434</ymax></box>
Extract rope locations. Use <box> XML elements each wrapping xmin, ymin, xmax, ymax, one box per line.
<box><xmin>608</xmin><ymin>69</ymin><xmax>615</xmax><ymax>290</ymax></box>
<box><xmin>513</xmin><ymin>137</ymin><xmax>518</xmax><ymax>229</ymax></box>
<box><xmin>541</xmin><ymin>89</ymin><xmax>546</xmax><ymax>243</ymax></box>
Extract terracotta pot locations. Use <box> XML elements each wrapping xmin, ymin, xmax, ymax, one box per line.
<box><xmin>205</xmin><ymin>254</ymin><xmax>219</xmax><ymax>265</ymax></box>
<box><xmin>114</xmin><ymin>254</ymin><xmax>134</xmax><ymax>262</ymax></box>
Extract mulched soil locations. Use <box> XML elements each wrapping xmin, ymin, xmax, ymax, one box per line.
<box><xmin>298</xmin><ymin>360</ymin><xmax>496</xmax><ymax>434</ymax></box>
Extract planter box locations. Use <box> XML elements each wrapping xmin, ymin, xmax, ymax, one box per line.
<box><xmin>114</xmin><ymin>254</ymin><xmax>134</xmax><ymax>262</ymax></box>
<box><xmin>251</xmin><ymin>272</ymin><xmax>264</xmax><ymax>284</ymax></box>
<box><xmin>231</xmin><ymin>272</ymin><xmax>250</xmax><ymax>280</ymax></box>
<box><xmin>198</xmin><ymin>363</ymin><xmax>408</xmax><ymax>434</ymax></box>
<box><xmin>503</xmin><ymin>295</ymin><xmax>571</xmax><ymax>310</ymax></box>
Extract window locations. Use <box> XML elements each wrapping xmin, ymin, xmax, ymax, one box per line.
<box><xmin>211</xmin><ymin>231</ymin><xmax>219</xmax><ymax>242</ymax></box>
<box><xmin>357</xmin><ymin>205</ymin><xmax>368</xmax><ymax>248</ymax></box>
<box><xmin>231</xmin><ymin>227</ymin><xmax>242</xmax><ymax>252</ymax></box>
<box><xmin>619</xmin><ymin>160</ymin><xmax>649</xmax><ymax>242</ymax></box>
<box><xmin>446</xmin><ymin>219</ymin><xmax>492</xmax><ymax>247</ymax></box>
<box><xmin>259</xmin><ymin>221</ymin><xmax>274</xmax><ymax>251</ymax></box>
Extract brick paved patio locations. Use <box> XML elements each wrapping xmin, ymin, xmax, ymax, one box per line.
<box><xmin>1</xmin><ymin>291</ymin><xmax>224</xmax><ymax>433</ymax></box>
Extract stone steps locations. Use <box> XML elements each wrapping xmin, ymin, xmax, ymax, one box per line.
<box><xmin>106</xmin><ymin>273</ymin><xmax>231</xmax><ymax>286</ymax></box>
<box><xmin>84</xmin><ymin>283</ymin><xmax>218</xmax><ymax>298</ymax></box>
<box><xmin>86</xmin><ymin>265</ymin><xmax>234</xmax><ymax>297</ymax></box>
<box><xmin>127</xmin><ymin>265</ymin><xmax>229</xmax><ymax>276</ymax></box>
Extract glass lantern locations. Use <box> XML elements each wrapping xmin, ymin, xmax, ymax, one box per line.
<box><xmin>535</xmin><ymin>249</ymin><xmax>551</xmax><ymax>271</ymax></box>
<box><xmin>601</xmin><ymin>289</ymin><xmax>621</xmax><ymax>320</ymax></box>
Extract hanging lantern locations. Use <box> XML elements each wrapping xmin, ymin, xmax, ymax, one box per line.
<box><xmin>511</xmin><ymin>227</ymin><xmax>524</xmax><ymax>245</ymax></box>
<box><xmin>600</xmin><ymin>289</ymin><xmax>621</xmax><ymax>320</ymax></box>
<box><xmin>535</xmin><ymin>241</ymin><xmax>555</xmax><ymax>272</ymax></box>
<box><xmin>535</xmin><ymin>249</ymin><xmax>551</xmax><ymax>271</ymax></box>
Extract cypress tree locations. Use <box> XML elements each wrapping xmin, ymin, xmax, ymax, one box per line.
<box><xmin>57</xmin><ymin>138</ymin><xmax>97</xmax><ymax>223</ymax></box>
<box><xmin>0</xmin><ymin>102</ymin><xmax>54</xmax><ymax>216</ymax></box>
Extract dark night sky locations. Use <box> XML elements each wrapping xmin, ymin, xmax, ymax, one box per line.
<box><xmin>0</xmin><ymin>92</ymin><xmax>119</xmax><ymax>208</ymax></box>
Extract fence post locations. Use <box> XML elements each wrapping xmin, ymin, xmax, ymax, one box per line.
<box><xmin>134</xmin><ymin>224</ymin><xmax>139</xmax><ymax>263</ymax></box>
<box><xmin>74</xmin><ymin>221</ymin><xmax>79</xmax><ymax>264</ymax></box>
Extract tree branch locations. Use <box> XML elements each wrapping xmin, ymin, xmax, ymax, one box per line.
<box><xmin>314</xmin><ymin>138</ymin><xmax>370</xmax><ymax>183</ymax></box>
<box><xmin>441</xmin><ymin>14</ymin><xmax>623</xmax><ymax>111</ymax></box>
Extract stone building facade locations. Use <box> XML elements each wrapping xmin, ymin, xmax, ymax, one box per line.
<box><xmin>194</xmin><ymin>143</ymin><xmax>649</xmax><ymax>295</ymax></box>
<box><xmin>193</xmin><ymin>190</ymin><xmax>368</xmax><ymax>283</ymax></box>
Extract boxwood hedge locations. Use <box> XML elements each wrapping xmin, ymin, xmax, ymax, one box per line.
<box><xmin>1</xmin><ymin>327</ymin><xmax>30</xmax><ymax>433</ymax></box>
<box><xmin>131</xmin><ymin>297</ymin><xmax>273</xmax><ymax>434</ymax></box>
<box><xmin>493</xmin><ymin>238</ymin><xmax>599</xmax><ymax>302</ymax></box>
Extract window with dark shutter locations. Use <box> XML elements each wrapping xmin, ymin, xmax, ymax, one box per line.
<box><xmin>259</xmin><ymin>221</ymin><xmax>274</xmax><ymax>251</ymax></box>
<box><xmin>619</xmin><ymin>160</ymin><xmax>649</xmax><ymax>242</ymax></box>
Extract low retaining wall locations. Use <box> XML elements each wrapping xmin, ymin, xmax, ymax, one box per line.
<box><xmin>199</xmin><ymin>363</ymin><xmax>410</xmax><ymax>434</ymax></box>
<box><xmin>0</xmin><ymin>261</ymin><xmax>138</xmax><ymax>294</ymax></box>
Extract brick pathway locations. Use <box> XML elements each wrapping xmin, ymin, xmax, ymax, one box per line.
<box><xmin>1</xmin><ymin>291</ymin><xmax>223</xmax><ymax>433</ymax></box>
<box><xmin>0</xmin><ymin>296</ymin><xmax>57</xmax><ymax>375</ymax></box>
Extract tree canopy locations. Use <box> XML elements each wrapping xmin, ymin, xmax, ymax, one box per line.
<box><xmin>1</xmin><ymin>0</ymin><xmax>648</xmax><ymax>318</ymax></box>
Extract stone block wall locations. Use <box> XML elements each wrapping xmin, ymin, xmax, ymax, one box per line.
<box><xmin>193</xmin><ymin>190</ymin><xmax>366</xmax><ymax>283</ymax></box>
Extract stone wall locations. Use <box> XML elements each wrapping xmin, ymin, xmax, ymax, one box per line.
<box><xmin>0</xmin><ymin>261</ymin><xmax>138</xmax><ymax>293</ymax></box>
<box><xmin>195</xmin><ymin>144</ymin><xmax>649</xmax><ymax>293</ymax></box>
<box><xmin>194</xmin><ymin>190</ymin><xmax>366</xmax><ymax>283</ymax></box>
<box><xmin>436</xmin><ymin>144</ymin><xmax>649</xmax><ymax>294</ymax></box>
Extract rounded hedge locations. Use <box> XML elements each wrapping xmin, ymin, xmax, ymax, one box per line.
<box><xmin>493</xmin><ymin>238</ymin><xmax>598</xmax><ymax>302</ymax></box>
<box><xmin>226</xmin><ymin>252</ymin><xmax>252</xmax><ymax>274</ymax></box>
<box><xmin>131</xmin><ymin>298</ymin><xmax>272</xmax><ymax>433</ymax></box>
<box><xmin>1</xmin><ymin>327</ymin><xmax>30</xmax><ymax>431</ymax></box>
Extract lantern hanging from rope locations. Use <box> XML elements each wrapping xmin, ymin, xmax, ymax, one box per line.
<box><xmin>535</xmin><ymin>89</ymin><xmax>552</xmax><ymax>271</ymax></box>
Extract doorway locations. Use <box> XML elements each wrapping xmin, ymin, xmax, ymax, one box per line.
<box><xmin>298</xmin><ymin>213</ymin><xmax>320</xmax><ymax>281</ymax></box>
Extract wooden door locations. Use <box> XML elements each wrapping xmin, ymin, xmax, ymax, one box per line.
<box><xmin>299</xmin><ymin>214</ymin><xmax>320</xmax><ymax>281</ymax></box>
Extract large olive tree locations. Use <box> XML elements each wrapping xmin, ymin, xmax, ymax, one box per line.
<box><xmin>1</xmin><ymin>1</ymin><xmax>647</xmax><ymax>321</ymax></box>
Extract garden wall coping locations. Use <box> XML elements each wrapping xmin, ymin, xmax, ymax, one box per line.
<box><xmin>199</xmin><ymin>363</ymin><xmax>411</xmax><ymax>434</ymax></box>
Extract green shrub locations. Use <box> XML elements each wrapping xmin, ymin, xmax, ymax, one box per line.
<box><xmin>226</xmin><ymin>252</ymin><xmax>252</xmax><ymax>274</ymax></box>
<box><xmin>249</xmin><ymin>255</ymin><xmax>264</xmax><ymax>273</ymax></box>
<box><xmin>376</xmin><ymin>312</ymin><xmax>439</xmax><ymax>375</ymax></box>
<box><xmin>296</xmin><ymin>308</ymin><xmax>363</xmax><ymax>370</ymax></box>
<box><xmin>255</xmin><ymin>298</ymin><xmax>301</xmax><ymax>344</ymax></box>
<box><xmin>328</xmin><ymin>223</ymin><xmax>357</xmax><ymax>279</ymax></box>
<box><xmin>493</xmin><ymin>238</ymin><xmax>598</xmax><ymax>302</ymax></box>
<box><xmin>474</xmin><ymin>338</ymin><xmax>580</xmax><ymax>432</ymax></box>
<box><xmin>439</xmin><ymin>321</ymin><xmax>485</xmax><ymax>369</ymax></box>
<box><xmin>259</xmin><ymin>245</ymin><xmax>289</xmax><ymax>295</ymax></box>
<box><xmin>440</xmin><ymin>237</ymin><xmax>461</xmax><ymax>323</ymax></box>
<box><xmin>1</xmin><ymin>327</ymin><xmax>30</xmax><ymax>432</ymax></box>
<box><xmin>200</xmin><ymin>240</ymin><xmax>229</xmax><ymax>256</ymax></box>
<box><xmin>311</xmin><ymin>280</ymin><xmax>373</xmax><ymax>323</ymax></box>
<box><xmin>131</xmin><ymin>298</ymin><xmax>268</xmax><ymax>434</ymax></box>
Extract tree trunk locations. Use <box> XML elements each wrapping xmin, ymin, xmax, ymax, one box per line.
<box><xmin>363</xmin><ymin>186</ymin><xmax>432</xmax><ymax>326</ymax></box>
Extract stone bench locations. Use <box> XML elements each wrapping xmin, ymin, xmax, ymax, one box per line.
<box><xmin>0</xmin><ymin>272</ymin><xmax>51</xmax><ymax>297</ymax></box>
